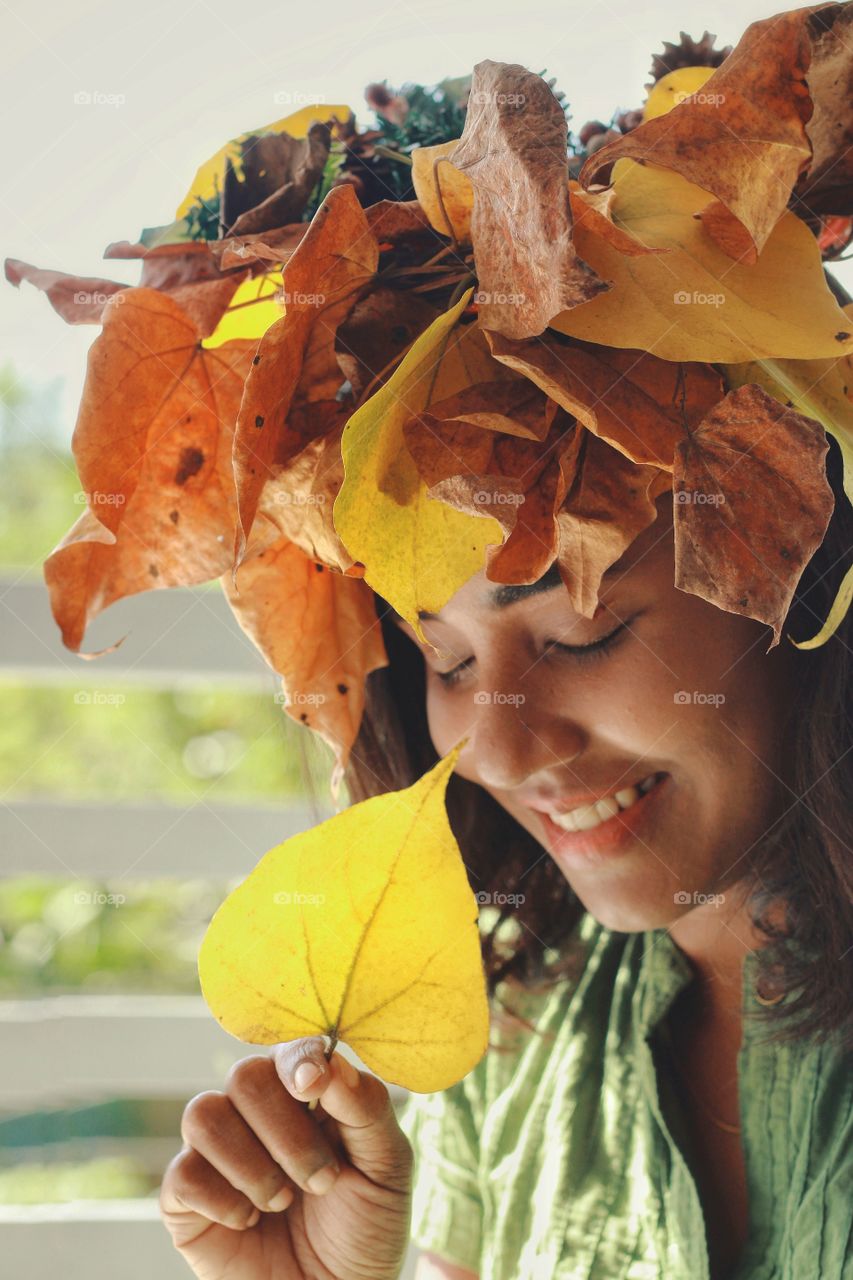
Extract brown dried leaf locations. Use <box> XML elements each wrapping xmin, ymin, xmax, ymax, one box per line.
<box><xmin>484</xmin><ymin>329</ymin><xmax>724</xmax><ymax>467</ymax></box>
<box><xmin>673</xmin><ymin>382</ymin><xmax>834</xmax><ymax>647</ymax></box>
<box><xmin>449</xmin><ymin>60</ymin><xmax>609</xmax><ymax>338</ymax></box>
<box><xmin>556</xmin><ymin>433</ymin><xmax>666</xmax><ymax>618</ymax></box>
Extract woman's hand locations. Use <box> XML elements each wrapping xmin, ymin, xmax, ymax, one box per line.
<box><xmin>160</xmin><ymin>1037</ymin><xmax>414</xmax><ymax>1280</ymax></box>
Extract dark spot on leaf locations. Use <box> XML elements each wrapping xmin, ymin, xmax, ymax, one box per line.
<box><xmin>337</xmin><ymin>683</ymin><xmax>348</xmax><ymax>695</ymax></box>
<box><xmin>169</xmin><ymin>510</ymin><xmax>179</xmax><ymax>524</ymax></box>
<box><xmin>255</xmin><ymin>415</ymin><xmax>264</xmax><ymax>429</ymax></box>
<box><xmin>738</xmin><ymin>596</ymin><xmax>749</xmax><ymax>607</ymax></box>
<box><xmin>253</xmin><ymin>354</ymin><xmax>261</xmax><ymax>365</ymax></box>
<box><xmin>780</xmin><ymin>546</ymin><xmax>791</xmax><ymax>559</ymax></box>
<box><xmin>149</xmin><ymin>563</ymin><xmax>159</xmax><ymax>577</ymax></box>
<box><xmin>835</xmin><ymin>331</ymin><xmax>851</xmax><ymax>342</ymax></box>
<box><xmin>300</xmin><ymin>712</ymin><xmax>308</xmax><ymax>722</ymax></box>
<box><xmin>175</xmin><ymin>446</ymin><xmax>204</xmax><ymax>485</ymax></box>
<box><xmin>315</xmin><ymin>563</ymin><xmax>324</xmax><ymax>572</ymax></box>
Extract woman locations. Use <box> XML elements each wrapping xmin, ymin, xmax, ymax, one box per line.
<box><xmin>160</xmin><ymin>436</ymin><xmax>853</xmax><ymax>1280</ymax></box>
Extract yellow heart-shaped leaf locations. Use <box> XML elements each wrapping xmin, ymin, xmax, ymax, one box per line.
<box><xmin>198</xmin><ymin>737</ymin><xmax>490</xmax><ymax>1093</ymax></box>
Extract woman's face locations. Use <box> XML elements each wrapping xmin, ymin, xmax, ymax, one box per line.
<box><xmin>389</xmin><ymin>495</ymin><xmax>800</xmax><ymax>932</ymax></box>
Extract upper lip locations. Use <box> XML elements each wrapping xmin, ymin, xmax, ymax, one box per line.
<box><xmin>522</xmin><ymin>772</ymin><xmax>660</xmax><ymax>814</ymax></box>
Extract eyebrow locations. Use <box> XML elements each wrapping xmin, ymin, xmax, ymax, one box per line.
<box><xmin>415</xmin><ymin>560</ymin><xmax>622</xmax><ymax>622</ymax></box>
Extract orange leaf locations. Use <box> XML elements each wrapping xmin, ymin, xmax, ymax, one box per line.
<box><xmin>231</xmin><ymin>185</ymin><xmax>378</xmax><ymax>565</ymax></box>
<box><xmin>221</xmin><ymin>537</ymin><xmax>388</xmax><ymax>798</ymax></box>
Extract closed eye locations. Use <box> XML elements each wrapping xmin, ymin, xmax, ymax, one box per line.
<box><xmin>433</xmin><ymin>617</ymin><xmax>635</xmax><ymax>688</ymax></box>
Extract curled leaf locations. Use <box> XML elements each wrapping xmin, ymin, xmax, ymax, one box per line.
<box><xmin>449</xmin><ymin>60</ymin><xmax>608</xmax><ymax>338</ymax></box>
<box><xmin>198</xmin><ymin>738</ymin><xmax>490</xmax><ymax>1093</ymax></box>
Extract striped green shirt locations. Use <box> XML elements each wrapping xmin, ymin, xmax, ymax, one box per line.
<box><xmin>398</xmin><ymin>910</ymin><xmax>853</xmax><ymax>1279</ymax></box>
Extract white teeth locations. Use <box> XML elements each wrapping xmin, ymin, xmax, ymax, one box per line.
<box><xmin>548</xmin><ymin>773</ymin><xmax>659</xmax><ymax>832</ymax></box>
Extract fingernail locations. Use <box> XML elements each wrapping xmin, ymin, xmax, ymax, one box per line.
<box><xmin>245</xmin><ymin>1206</ymin><xmax>261</xmax><ymax>1228</ymax></box>
<box><xmin>294</xmin><ymin>1061</ymin><xmax>323</xmax><ymax>1091</ymax></box>
<box><xmin>335</xmin><ymin>1054</ymin><xmax>360</xmax><ymax>1089</ymax></box>
<box><xmin>306</xmin><ymin>1163</ymin><xmax>340</xmax><ymax>1195</ymax></box>
<box><xmin>266</xmin><ymin>1186</ymin><xmax>293</xmax><ymax>1212</ymax></box>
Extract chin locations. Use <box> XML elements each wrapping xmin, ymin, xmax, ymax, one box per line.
<box><xmin>572</xmin><ymin>892</ymin><xmax>681</xmax><ymax>935</ymax></box>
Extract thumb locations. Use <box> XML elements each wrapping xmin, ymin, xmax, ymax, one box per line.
<box><xmin>273</xmin><ymin>1041</ymin><xmax>413</xmax><ymax>1194</ymax></box>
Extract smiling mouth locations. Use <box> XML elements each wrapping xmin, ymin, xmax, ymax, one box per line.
<box><xmin>531</xmin><ymin>771</ymin><xmax>671</xmax><ymax>862</ymax></box>
<box><xmin>537</xmin><ymin>771</ymin><xmax>664</xmax><ymax>832</ymax></box>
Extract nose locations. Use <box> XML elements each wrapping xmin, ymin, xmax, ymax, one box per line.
<box><xmin>460</xmin><ymin>677</ymin><xmax>588</xmax><ymax>793</ymax></box>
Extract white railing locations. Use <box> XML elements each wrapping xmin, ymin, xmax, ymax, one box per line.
<box><xmin>0</xmin><ymin>575</ymin><xmax>420</xmax><ymax>1279</ymax></box>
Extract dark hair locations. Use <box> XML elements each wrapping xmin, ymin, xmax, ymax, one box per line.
<box><xmin>300</xmin><ymin>433</ymin><xmax>853</xmax><ymax>1053</ymax></box>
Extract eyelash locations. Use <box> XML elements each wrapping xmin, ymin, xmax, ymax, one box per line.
<box><xmin>433</xmin><ymin>618</ymin><xmax>633</xmax><ymax>688</ymax></box>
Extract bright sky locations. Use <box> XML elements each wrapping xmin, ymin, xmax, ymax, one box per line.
<box><xmin>3</xmin><ymin>0</ymin><xmax>852</xmax><ymax>442</ymax></box>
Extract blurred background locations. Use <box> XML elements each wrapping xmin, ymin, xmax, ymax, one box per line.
<box><xmin>2</xmin><ymin>0</ymin><xmax>852</xmax><ymax>1276</ymax></box>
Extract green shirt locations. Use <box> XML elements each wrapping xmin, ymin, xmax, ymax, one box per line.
<box><xmin>398</xmin><ymin>910</ymin><xmax>853</xmax><ymax>1279</ymax></box>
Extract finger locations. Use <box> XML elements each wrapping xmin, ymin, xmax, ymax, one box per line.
<box><xmin>160</xmin><ymin>1145</ymin><xmax>261</xmax><ymax>1247</ymax></box>
<box><xmin>224</xmin><ymin>1053</ymin><xmax>343</xmax><ymax>1197</ymax></box>
<box><xmin>273</xmin><ymin>1041</ymin><xmax>413</xmax><ymax>1193</ymax></box>
<box><xmin>180</xmin><ymin>1089</ymin><xmax>296</xmax><ymax>1214</ymax></box>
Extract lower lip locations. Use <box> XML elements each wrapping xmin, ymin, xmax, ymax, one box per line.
<box><xmin>534</xmin><ymin>773</ymin><xmax>670</xmax><ymax>868</ymax></box>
